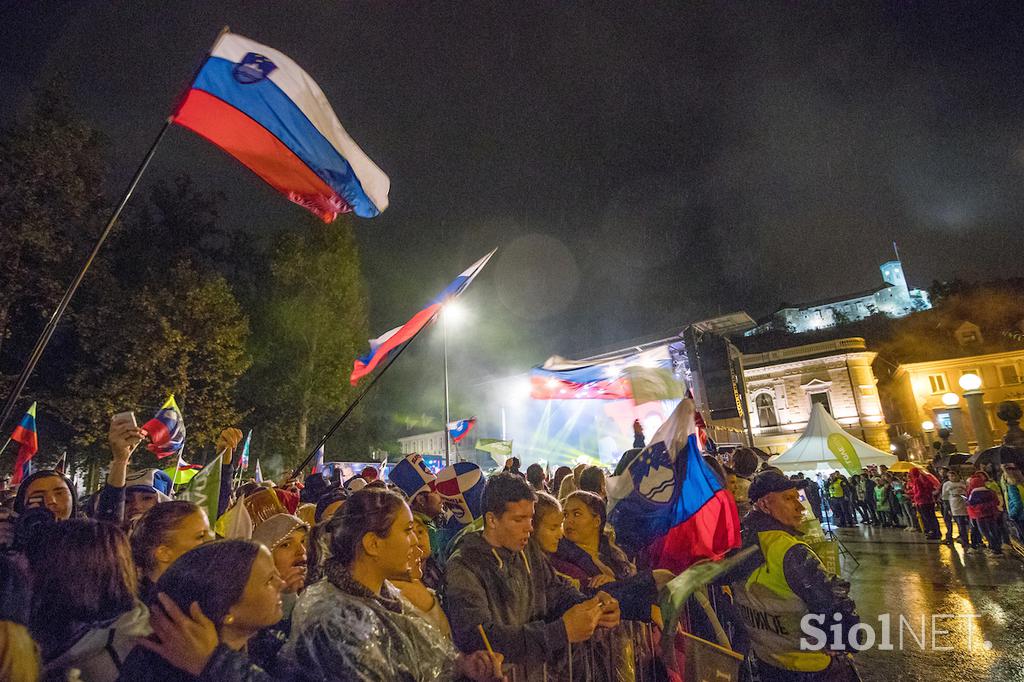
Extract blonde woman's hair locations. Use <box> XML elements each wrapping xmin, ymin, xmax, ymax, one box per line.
<box><xmin>0</xmin><ymin>621</ymin><xmax>41</xmax><ymax>682</ymax></box>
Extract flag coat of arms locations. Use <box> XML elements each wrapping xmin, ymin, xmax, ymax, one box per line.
<box><xmin>351</xmin><ymin>250</ymin><xmax>495</xmax><ymax>385</ymax></box>
<box><xmin>389</xmin><ymin>453</ymin><xmax>437</xmax><ymax>499</ymax></box>
<box><xmin>447</xmin><ymin>418</ymin><xmax>477</xmax><ymax>444</ymax></box>
<box><xmin>142</xmin><ymin>396</ymin><xmax>186</xmax><ymax>459</ymax></box>
<box><xmin>10</xmin><ymin>402</ymin><xmax>38</xmax><ymax>485</ymax></box>
<box><xmin>435</xmin><ymin>462</ymin><xmax>484</xmax><ymax>525</ymax></box>
<box><xmin>173</xmin><ymin>32</ymin><xmax>390</xmax><ymax>221</ymax></box>
<box><xmin>608</xmin><ymin>400</ymin><xmax>740</xmax><ymax>572</ymax></box>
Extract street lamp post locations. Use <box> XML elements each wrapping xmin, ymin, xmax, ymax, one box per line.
<box><xmin>958</xmin><ymin>373</ymin><xmax>994</xmax><ymax>451</ymax></box>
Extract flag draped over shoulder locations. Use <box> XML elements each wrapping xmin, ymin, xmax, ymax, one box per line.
<box><xmin>142</xmin><ymin>395</ymin><xmax>186</xmax><ymax>459</ymax></box>
<box><xmin>173</xmin><ymin>31</ymin><xmax>390</xmax><ymax>222</ymax></box>
<box><xmin>350</xmin><ymin>250</ymin><xmax>496</xmax><ymax>385</ymax></box>
<box><xmin>447</xmin><ymin>418</ymin><xmax>476</xmax><ymax>444</ymax></box>
<box><xmin>10</xmin><ymin>403</ymin><xmax>38</xmax><ymax>486</ymax></box>
<box><xmin>608</xmin><ymin>399</ymin><xmax>740</xmax><ymax>573</ymax></box>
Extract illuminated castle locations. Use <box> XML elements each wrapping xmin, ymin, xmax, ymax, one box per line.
<box><xmin>747</xmin><ymin>260</ymin><xmax>931</xmax><ymax>336</ymax></box>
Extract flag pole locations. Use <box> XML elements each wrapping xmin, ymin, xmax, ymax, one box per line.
<box><xmin>288</xmin><ymin>314</ymin><xmax>439</xmax><ymax>481</ymax></box>
<box><xmin>442</xmin><ymin>306</ymin><xmax>452</xmax><ymax>467</ymax></box>
<box><xmin>0</xmin><ymin>26</ymin><xmax>231</xmax><ymax>436</ymax></box>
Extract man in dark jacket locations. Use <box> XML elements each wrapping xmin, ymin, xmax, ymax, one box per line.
<box><xmin>721</xmin><ymin>470</ymin><xmax>861</xmax><ymax>681</ymax></box>
<box><xmin>445</xmin><ymin>473</ymin><xmax>620</xmax><ymax>681</ymax></box>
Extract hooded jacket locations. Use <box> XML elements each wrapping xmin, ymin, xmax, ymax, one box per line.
<box><xmin>43</xmin><ymin>601</ymin><xmax>151</xmax><ymax>682</ymax></box>
<box><xmin>443</xmin><ymin>529</ymin><xmax>586</xmax><ymax>679</ymax></box>
<box><xmin>966</xmin><ymin>475</ymin><xmax>1000</xmax><ymax>520</ymax></box>
<box><xmin>907</xmin><ymin>469</ymin><xmax>940</xmax><ymax>506</ymax></box>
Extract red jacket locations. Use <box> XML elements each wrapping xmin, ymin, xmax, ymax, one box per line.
<box><xmin>966</xmin><ymin>475</ymin><xmax>1000</xmax><ymax>520</ymax></box>
<box><xmin>907</xmin><ymin>469</ymin><xmax>940</xmax><ymax>506</ymax></box>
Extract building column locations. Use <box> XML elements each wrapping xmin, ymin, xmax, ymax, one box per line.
<box><xmin>963</xmin><ymin>391</ymin><xmax>994</xmax><ymax>451</ymax></box>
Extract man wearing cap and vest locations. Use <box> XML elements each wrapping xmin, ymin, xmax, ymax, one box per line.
<box><xmin>720</xmin><ymin>470</ymin><xmax>860</xmax><ymax>681</ymax></box>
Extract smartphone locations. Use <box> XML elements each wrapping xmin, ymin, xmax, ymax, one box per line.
<box><xmin>112</xmin><ymin>411</ymin><xmax>137</xmax><ymax>428</ymax></box>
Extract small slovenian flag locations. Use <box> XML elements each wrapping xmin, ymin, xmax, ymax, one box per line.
<box><xmin>351</xmin><ymin>250</ymin><xmax>496</xmax><ymax>385</ymax></box>
<box><xmin>175</xmin><ymin>453</ymin><xmax>204</xmax><ymax>470</ymax></box>
<box><xmin>142</xmin><ymin>396</ymin><xmax>186</xmax><ymax>459</ymax></box>
<box><xmin>238</xmin><ymin>429</ymin><xmax>252</xmax><ymax>471</ymax></box>
<box><xmin>173</xmin><ymin>31</ymin><xmax>390</xmax><ymax>222</ymax></box>
<box><xmin>311</xmin><ymin>444</ymin><xmax>325</xmax><ymax>475</ymax></box>
<box><xmin>10</xmin><ymin>402</ymin><xmax>38</xmax><ymax>486</ymax></box>
<box><xmin>447</xmin><ymin>418</ymin><xmax>477</xmax><ymax>444</ymax></box>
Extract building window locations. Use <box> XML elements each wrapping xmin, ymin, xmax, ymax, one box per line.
<box><xmin>809</xmin><ymin>391</ymin><xmax>832</xmax><ymax>415</ymax></box>
<box><xmin>936</xmin><ymin>412</ymin><xmax>952</xmax><ymax>430</ymax></box>
<box><xmin>928</xmin><ymin>374</ymin><xmax>948</xmax><ymax>394</ymax></box>
<box><xmin>755</xmin><ymin>393</ymin><xmax>778</xmax><ymax>428</ymax></box>
<box><xmin>999</xmin><ymin>365</ymin><xmax>1021</xmax><ymax>386</ymax></box>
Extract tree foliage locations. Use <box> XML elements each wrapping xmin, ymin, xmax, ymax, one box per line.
<box><xmin>245</xmin><ymin>216</ymin><xmax>369</xmax><ymax>470</ymax></box>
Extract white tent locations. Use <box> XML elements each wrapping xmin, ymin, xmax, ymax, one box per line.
<box><xmin>768</xmin><ymin>403</ymin><xmax>898</xmax><ymax>475</ymax></box>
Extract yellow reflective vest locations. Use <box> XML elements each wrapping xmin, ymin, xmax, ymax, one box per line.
<box><xmin>730</xmin><ymin>529</ymin><xmax>832</xmax><ymax>673</ymax></box>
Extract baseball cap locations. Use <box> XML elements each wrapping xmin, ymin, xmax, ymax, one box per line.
<box><xmin>748</xmin><ymin>470</ymin><xmax>801</xmax><ymax>503</ymax></box>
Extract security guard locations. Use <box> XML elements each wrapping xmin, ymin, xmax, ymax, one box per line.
<box><xmin>721</xmin><ymin>470</ymin><xmax>861</xmax><ymax>681</ymax></box>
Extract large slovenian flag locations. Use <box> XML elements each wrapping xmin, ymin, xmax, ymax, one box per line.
<box><xmin>530</xmin><ymin>345</ymin><xmax>679</xmax><ymax>401</ymax></box>
<box><xmin>142</xmin><ymin>395</ymin><xmax>186</xmax><ymax>459</ymax></box>
<box><xmin>10</xmin><ymin>403</ymin><xmax>38</xmax><ymax>486</ymax></box>
<box><xmin>447</xmin><ymin>418</ymin><xmax>477</xmax><ymax>444</ymax></box>
<box><xmin>607</xmin><ymin>399</ymin><xmax>740</xmax><ymax>573</ymax></box>
<box><xmin>173</xmin><ymin>31</ymin><xmax>390</xmax><ymax>221</ymax></box>
<box><xmin>530</xmin><ymin>356</ymin><xmax>634</xmax><ymax>400</ymax></box>
<box><xmin>351</xmin><ymin>250</ymin><xmax>496</xmax><ymax>385</ymax></box>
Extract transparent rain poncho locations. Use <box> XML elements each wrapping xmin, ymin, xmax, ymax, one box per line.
<box><xmin>283</xmin><ymin>574</ymin><xmax>458</xmax><ymax>682</ymax></box>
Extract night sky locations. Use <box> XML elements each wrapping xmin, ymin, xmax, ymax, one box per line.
<box><xmin>5</xmin><ymin>3</ymin><xmax>1024</xmax><ymax>430</ymax></box>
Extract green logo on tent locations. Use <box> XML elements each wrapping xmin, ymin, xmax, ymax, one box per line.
<box><xmin>827</xmin><ymin>433</ymin><xmax>862</xmax><ymax>475</ymax></box>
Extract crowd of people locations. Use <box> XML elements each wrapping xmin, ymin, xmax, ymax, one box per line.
<box><xmin>4</xmin><ymin>414</ymin><xmax>982</xmax><ymax>681</ymax></box>
<box><xmin>794</xmin><ymin>459</ymin><xmax>1024</xmax><ymax>557</ymax></box>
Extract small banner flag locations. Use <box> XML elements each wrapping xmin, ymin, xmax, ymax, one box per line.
<box><xmin>178</xmin><ymin>454</ymin><xmax>222</xmax><ymax>522</ymax></box>
<box><xmin>238</xmin><ymin>429</ymin><xmax>252</xmax><ymax>472</ymax></box>
<box><xmin>312</xmin><ymin>444</ymin><xmax>325</xmax><ymax>474</ymax></box>
<box><xmin>351</xmin><ymin>250</ymin><xmax>496</xmax><ymax>385</ymax></box>
<box><xmin>10</xmin><ymin>402</ymin><xmax>38</xmax><ymax>486</ymax></box>
<box><xmin>447</xmin><ymin>418</ymin><xmax>477</xmax><ymax>444</ymax></box>
<box><xmin>173</xmin><ymin>31</ymin><xmax>390</xmax><ymax>221</ymax></box>
<box><xmin>388</xmin><ymin>453</ymin><xmax>436</xmax><ymax>499</ymax></box>
<box><xmin>142</xmin><ymin>395</ymin><xmax>186</xmax><ymax>459</ymax></box>
<box><xmin>474</xmin><ymin>438</ymin><xmax>513</xmax><ymax>457</ymax></box>
<box><xmin>254</xmin><ymin>459</ymin><xmax>263</xmax><ymax>483</ymax></box>
<box><xmin>435</xmin><ymin>462</ymin><xmax>485</xmax><ymax>525</ymax></box>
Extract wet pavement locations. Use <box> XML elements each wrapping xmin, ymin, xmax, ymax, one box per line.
<box><xmin>832</xmin><ymin>522</ymin><xmax>1024</xmax><ymax>681</ymax></box>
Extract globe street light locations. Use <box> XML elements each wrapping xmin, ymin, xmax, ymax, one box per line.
<box><xmin>958</xmin><ymin>372</ymin><xmax>982</xmax><ymax>392</ymax></box>
<box><xmin>941</xmin><ymin>392</ymin><xmax>960</xmax><ymax>407</ymax></box>
<box><xmin>921</xmin><ymin>420</ymin><xmax>935</xmax><ymax>432</ymax></box>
